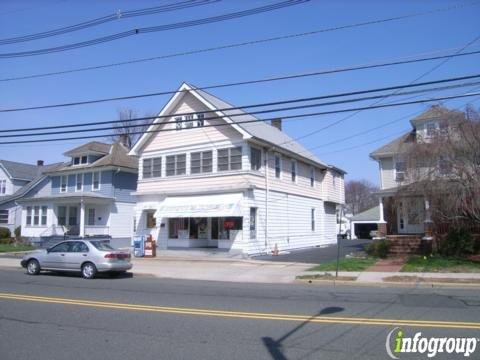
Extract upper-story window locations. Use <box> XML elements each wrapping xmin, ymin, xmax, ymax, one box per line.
<box><xmin>73</xmin><ymin>156</ymin><xmax>88</xmax><ymax>165</ymax></box>
<box><xmin>310</xmin><ymin>166</ymin><xmax>315</xmax><ymax>187</ymax></box>
<box><xmin>60</xmin><ymin>175</ymin><xmax>68</xmax><ymax>193</ymax></box>
<box><xmin>332</xmin><ymin>172</ymin><xmax>336</xmax><ymax>188</ymax></box>
<box><xmin>291</xmin><ymin>160</ymin><xmax>297</xmax><ymax>182</ymax></box>
<box><xmin>175</xmin><ymin>113</ymin><xmax>205</xmax><ymax>130</ymax></box>
<box><xmin>250</xmin><ymin>147</ymin><xmax>262</xmax><ymax>171</ymax></box>
<box><xmin>274</xmin><ymin>154</ymin><xmax>281</xmax><ymax>178</ymax></box>
<box><xmin>395</xmin><ymin>159</ymin><xmax>407</xmax><ymax>181</ymax></box>
<box><xmin>143</xmin><ymin>157</ymin><xmax>162</xmax><ymax>179</ymax></box>
<box><xmin>166</xmin><ymin>154</ymin><xmax>186</xmax><ymax>176</ymax></box>
<box><xmin>439</xmin><ymin>155</ymin><xmax>452</xmax><ymax>175</ymax></box>
<box><xmin>218</xmin><ymin>147</ymin><xmax>242</xmax><ymax>171</ymax></box>
<box><xmin>75</xmin><ymin>173</ymin><xmax>83</xmax><ymax>191</ymax></box>
<box><xmin>425</xmin><ymin>121</ymin><xmax>437</xmax><ymax>137</ymax></box>
<box><xmin>0</xmin><ymin>179</ymin><xmax>6</xmax><ymax>194</ymax></box>
<box><xmin>191</xmin><ymin>151</ymin><xmax>212</xmax><ymax>174</ymax></box>
<box><xmin>92</xmin><ymin>171</ymin><xmax>101</xmax><ymax>190</ymax></box>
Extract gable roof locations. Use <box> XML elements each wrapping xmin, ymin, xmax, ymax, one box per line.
<box><xmin>0</xmin><ymin>159</ymin><xmax>40</xmax><ymax>181</ymax></box>
<box><xmin>369</xmin><ymin>131</ymin><xmax>415</xmax><ymax>159</ymax></box>
<box><xmin>131</xmin><ymin>82</ymin><xmax>337</xmax><ymax>170</ymax></box>
<box><xmin>410</xmin><ymin>105</ymin><xmax>463</xmax><ymax>125</ymax></box>
<box><xmin>63</xmin><ymin>141</ymin><xmax>111</xmax><ymax>157</ymax></box>
<box><xmin>350</xmin><ymin>205</ymin><xmax>380</xmax><ymax>222</ymax></box>
<box><xmin>0</xmin><ymin>162</ymin><xmax>65</xmax><ymax>205</ymax></box>
<box><xmin>50</xmin><ymin>141</ymin><xmax>137</xmax><ymax>173</ymax></box>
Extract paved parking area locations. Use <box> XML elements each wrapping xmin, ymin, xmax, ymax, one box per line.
<box><xmin>253</xmin><ymin>239</ymin><xmax>370</xmax><ymax>264</ymax></box>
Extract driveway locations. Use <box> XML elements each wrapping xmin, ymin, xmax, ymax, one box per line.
<box><xmin>253</xmin><ymin>238</ymin><xmax>370</xmax><ymax>264</ymax></box>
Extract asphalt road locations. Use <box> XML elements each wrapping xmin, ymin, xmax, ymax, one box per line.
<box><xmin>1</xmin><ymin>268</ymin><xmax>479</xmax><ymax>360</ymax></box>
<box><xmin>254</xmin><ymin>238</ymin><xmax>370</xmax><ymax>263</ymax></box>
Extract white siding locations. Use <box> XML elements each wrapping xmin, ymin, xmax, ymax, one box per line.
<box><xmin>108</xmin><ymin>202</ymin><xmax>135</xmax><ymax>239</ymax></box>
<box><xmin>323</xmin><ymin>202</ymin><xmax>337</xmax><ymax>244</ymax></box>
<box><xmin>380</xmin><ymin>157</ymin><xmax>395</xmax><ymax>189</ymax></box>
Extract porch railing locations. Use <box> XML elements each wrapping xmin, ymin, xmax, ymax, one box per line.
<box><xmin>84</xmin><ymin>225</ymin><xmax>109</xmax><ymax>236</ymax></box>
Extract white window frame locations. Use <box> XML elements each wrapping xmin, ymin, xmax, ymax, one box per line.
<box><xmin>250</xmin><ymin>146</ymin><xmax>262</xmax><ymax>171</ymax></box>
<box><xmin>87</xmin><ymin>208</ymin><xmax>95</xmax><ymax>226</ymax></box>
<box><xmin>81</xmin><ymin>155</ymin><xmax>88</xmax><ymax>164</ymax></box>
<box><xmin>75</xmin><ymin>173</ymin><xmax>83</xmax><ymax>192</ymax></box>
<box><xmin>60</xmin><ymin>175</ymin><xmax>68</xmax><ymax>193</ymax></box>
<box><xmin>394</xmin><ymin>158</ymin><xmax>406</xmax><ymax>182</ymax></box>
<box><xmin>0</xmin><ymin>179</ymin><xmax>6</xmax><ymax>194</ymax></box>
<box><xmin>217</xmin><ymin>147</ymin><xmax>242</xmax><ymax>172</ymax></box>
<box><xmin>92</xmin><ymin>171</ymin><xmax>101</xmax><ymax>191</ymax></box>
<box><xmin>41</xmin><ymin>206</ymin><xmax>47</xmax><ymax>226</ymax></box>
<box><xmin>425</xmin><ymin>121</ymin><xmax>437</xmax><ymax>137</ymax></box>
<box><xmin>73</xmin><ymin>157</ymin><xmax>80</xmax><ymax>165</ymax></box>
<box><xmin>166</xmin><ymin>154</ymin><xmax>187</xmax><ymax>176</ymax></box>
<box><xmin>310</xmin><ymin>166</ymin><xmax>315</xmax><ymax>187</ymax></box>
<box><xmin>191</xmin><ymin>150</ymin><xmax>213</xmax><ymax>174</ymax></box>
<box><xmin>291</xmin><ymin>159</ymin><xmax>297</xmax><ymax>183</ymax></box>
<box><xmin>274</xmin><ymin>154</ymin><xmax>282</xmax><ymax>179</ymax></box>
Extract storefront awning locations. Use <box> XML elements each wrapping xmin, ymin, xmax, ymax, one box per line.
<box><xmin>155</xmin><ymin>193</ymin><xmax>243</xmax><ymax>218</ymax></box>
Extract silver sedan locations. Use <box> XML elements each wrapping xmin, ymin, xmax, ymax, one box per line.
<box><xmin>21</xmin><ymin>240</ymin><xmax>132</xmax><ymax>279</ymax></box>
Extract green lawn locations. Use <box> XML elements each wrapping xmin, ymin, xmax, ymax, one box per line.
<box><xmin>401</xmin><ymin>255</ymin><xmax>480</xmax><ymax>273</ymax></box>
<box><xmin>308</xmin><ymin>257</ymin><xmax>377</xmax><ymax>272</ymax></box>
<box><xmin>0</xmin><ymin>243</ymin><xmax>35</xmax><ymax>253</ymax></box>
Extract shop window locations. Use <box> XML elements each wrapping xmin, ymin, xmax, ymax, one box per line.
<box><xmin>211</xmin><ymin>217</ymin><xmax>243</xmax><ymax>239</ymax></box>
<box><xmin>146</xmin><ymin>212</ymin><xmax>156</xmax><ymax>228</ymax></box>
<box><xmin>168</xmin><ymin>218</ymin><xmax>188</xmax><ymax>238</ymax></box>
<box><xmin>189</xmin><ymin>218</ymin><xmax>208</xmax><ymax>239</ymax></box>
<box><xmin>250</xmin><ymin>208</ymin><xmax>257</xmax><ymax>239</ymax></box>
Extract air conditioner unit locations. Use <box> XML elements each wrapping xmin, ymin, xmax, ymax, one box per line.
<box><xmin>395</xmin><ymin>172</ymin><xmax>405</xmax><ymax>181</ymax></box>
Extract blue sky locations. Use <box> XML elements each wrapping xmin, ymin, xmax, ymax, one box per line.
<box><xmin>0</xmin><ymin>0</ymin><xmax>479</xmax><ymax>185</ymax></box>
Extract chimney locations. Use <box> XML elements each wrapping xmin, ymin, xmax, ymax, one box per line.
<box><xmin>37</xmin><ymin>160</ymin><xmax>44</xmax><ymax>166</ymax></box>
<box><xmin>119</xmin><ymin>134</ymin><xmax>131</xmax><ymax>149</ymax></box>
<box><xmin>271</xmin><ymin>118</ymin><xmax>282</xmax><ymax>131</ymax></box>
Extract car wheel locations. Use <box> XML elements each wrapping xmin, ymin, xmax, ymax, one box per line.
<box><xmin>81</xmin><ymin>262</ymin><xmax>97</xmax><ymax>279</ymax></box>
<box><xmin>26</xmin><ymin>259</ymin><xmax>40</xmax><ymax>275</ymax></box>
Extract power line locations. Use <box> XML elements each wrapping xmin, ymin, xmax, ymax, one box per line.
<box><xmin>0</xmin><ymin>92</ymin><xmax>478</xmax><ymax>145</ymax></box>
<box><xmin>2</xmin><ymin>56</ymin><xmax>480</xmax><ymax>112</ymax></box>
<box><xmin>2</xmin><ymin>81</ymin><xmax>477</xmax><ymax>139</ymax></box>
<box><xmin>0</xmin><ymin>0</ymin><xmax>219</xmax><ymax>45</ymax></box>
<box><xmin>2</xmin><ymin>3</ymin><xmax>479</xmax><ymax>81</ymax></box>
<box><xmin>2</xmin><ymin>74</ymin><xmax>479</xmax><ymax>132</ymax></box>
<box><xmin>2</xmin><ymin>81</ymin><xmax>479</xmax><ymax>139</ymax></box>
<box><xmin>0</xmin><ymin>0</ymin><xmax>308</xmax><ymax>58</ymax></box>
<box><xmin>279</xmin><ymin>33</ymin><xmax>480</xmax><ymax>147</ymax></box>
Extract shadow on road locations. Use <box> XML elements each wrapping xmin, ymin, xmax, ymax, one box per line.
<box><xmin>38</xmin><ymin>271</ymin><xmax>134</xmax><ymax>280</ymax></box>
<box><xmin>262</xmin><ymin>306</ymin><xmax>344</xmax><ymax>360</ymax></box>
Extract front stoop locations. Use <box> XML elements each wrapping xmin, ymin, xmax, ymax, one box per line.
<box><xmin>366</xmin><ymin>257</ymin><xmax>407</xmax><ymax>272</ymax></box>
<box><xmin>387</xmin><ymin>235</ymin><xmax>422</xmax><ymax>255</ymax></box>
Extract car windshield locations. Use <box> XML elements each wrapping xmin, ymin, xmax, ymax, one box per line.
<box><xmin>89</xmin><ymin>241</ymin><xmax>115</xmax><ymax>251</ymax></box>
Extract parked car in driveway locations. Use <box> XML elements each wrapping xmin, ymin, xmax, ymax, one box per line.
<box><xmin>21</xmin><ymin>240</ymin><xmax>132</xmax><ymax>279</ymax></box>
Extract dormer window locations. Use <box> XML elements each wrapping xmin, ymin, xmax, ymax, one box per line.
<box><xmin>175</xmin><ymin>113</ymin><xmax>205</xmax><ymax>130</ymax></box>
<box><xmin>73</xmin><ymin>156</ymin><xmax>88</xmax><ymax>165</ymax></box>
<box><xmin>73</xmin><ymin>157</ymin><xmax>80</xmax><ymax>165</ymax></box>
<box><xmin>81</xmin><ymin>156</ymin><xmax>87</xmax><ymax>164</ymax></box>
<box><xmin>426</xmin><ymin>122</ymin><xmax>437</xmax><ymax>137</ymax></box>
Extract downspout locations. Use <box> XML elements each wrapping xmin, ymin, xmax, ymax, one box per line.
<box><xmin>264</xmin><ymin>148</ymin><xmax>269</xmax><ymax>250</ymax></box>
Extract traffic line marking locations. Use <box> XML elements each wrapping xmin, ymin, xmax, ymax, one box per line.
<box><xmin>1</xmin><ymin>292</ymin><xmax>479</xmax><ymax>329</ymax></box>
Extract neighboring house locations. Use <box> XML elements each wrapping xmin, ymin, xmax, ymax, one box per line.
<box><xmin>129</xmin><ymin>82</ymin><xmax>346</xmax><ymax>255</ymax></box>
<box><xmin>369</xmin><ymin>105</ymin><xmax>461</xmax><ymax>239</ymax></box>
<box><xmin>18</xmin><ymin>141</ymin><xmax>138</xmax><ymax>247</ymax></box>
<box><xmin>0</xmin><ymin>160</ymin><xmax>62</xmax><ymax>234</ymax></box>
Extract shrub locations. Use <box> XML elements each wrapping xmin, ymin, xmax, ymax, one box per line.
<box><xmin>0</xmin><ymin>227</ymin><xmax>11</xmax><ymax>239</ymax></box>
<box><xmin>365</xmin><ymin>240</ymin><xmax>391</xmax><ymax>259</ymax></box>
<box><xmin>438</xmin><ymin>229</ymin><xmax>475</xmax><ymax>258</ymax></box>
<box><xmin>14</xmin><ymin>226</ymin><xmax>21</xmax><ymax>239</ymax></box>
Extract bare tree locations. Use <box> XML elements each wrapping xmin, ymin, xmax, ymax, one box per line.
<box><xmin>399</xmin><ymin>106</ymin><xmax>480</xmax><ymax>229</ymax></box>
<box><xmin>108</xmin><ymin>108</ymin><xmax>154</xmax><ymax>148</ymax></box>
<box><xmin>345</xmin><ymin>179</ymin><xmax>379</xmax><ymax>215</ymax></box>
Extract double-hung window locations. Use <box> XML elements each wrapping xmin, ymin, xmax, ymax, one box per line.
<box><xmin>217</xmin><ymin>147</ymin><xmax>242</xmax><ymax>171</ymax></box>
<box><xmin>92</xmin><ymin>172</ymin><xmax>101</xmax><ymax>190</ymax></box>
<box><xmin>0</xmin><ymin>179</ymin><xmax>6</xmax><ymax>194</ymax></box>
<box><xmin>166</xmin><ymin>154</ymin><xmax>186</xmax><ymax>176</ymax></box>
<box><xmin>33</xmin><ymin>206</ymin><xmax>40</xmax><ymax>225</ymax></box>
<box><xmin>310</xmin><ymin>167</ymin><xmax>315</xmax><ymax>187</ymax></box>
<box><xmin>274</xmin><ymin>155</ymin><xmax>281</xmax><ymax>178</ymax></box>
<box><xmin>395</xmin><ymin>159</ymin><xmax>406</xmax><ymax>181</ymax></box>
<box><xmin>41</xmin><ymin>206</ymin><xmax>47</xmax><ymax>225</ymax></box>
<box><xmin>191</xmin><ymin>151</ymin><xmax>212</xmax><ymax>174</ymax></box>
<box><xmin>60</xmin><ymin>175</ymin><xmax>68</xmax><ymax>193</ymax></box>
<box><xmin>26</xmin><ymin>207</ymin><xmax>32</xmax><ymax>225</ymax></box>
<box><xmin>143</xmin><ymin>157</ymin><xmax>162</xmax><ymax>179</ymax></box>
<box><xmin>291</xmin><ymin>160</ymin><xmax>297</xmax><ymax>182</ymax></box>
<box><xmin>75</xmin><ymin>173</ymin><xmax>83</xmax><ymax>191</ymax></box>
<box><xmin>88</xmin><ymin>208</ymin><xmax>95</xmax><ymax>226</ymax></box>
<box><xmin>250</xmin><ymin>147</ymin><xmax>261</xmax><ymax>171</ymax></box>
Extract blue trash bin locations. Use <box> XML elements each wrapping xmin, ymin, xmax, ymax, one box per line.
<box><xmin>133</xmin><ymin>236</ymin><xmax>145</xmax><ymax>257</ymax></box>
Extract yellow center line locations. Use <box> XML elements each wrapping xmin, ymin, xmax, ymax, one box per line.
<box><xmin>0</xmin><ymin>292</ymin><xmax>479</xmax><ymax>330</ymax></box>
